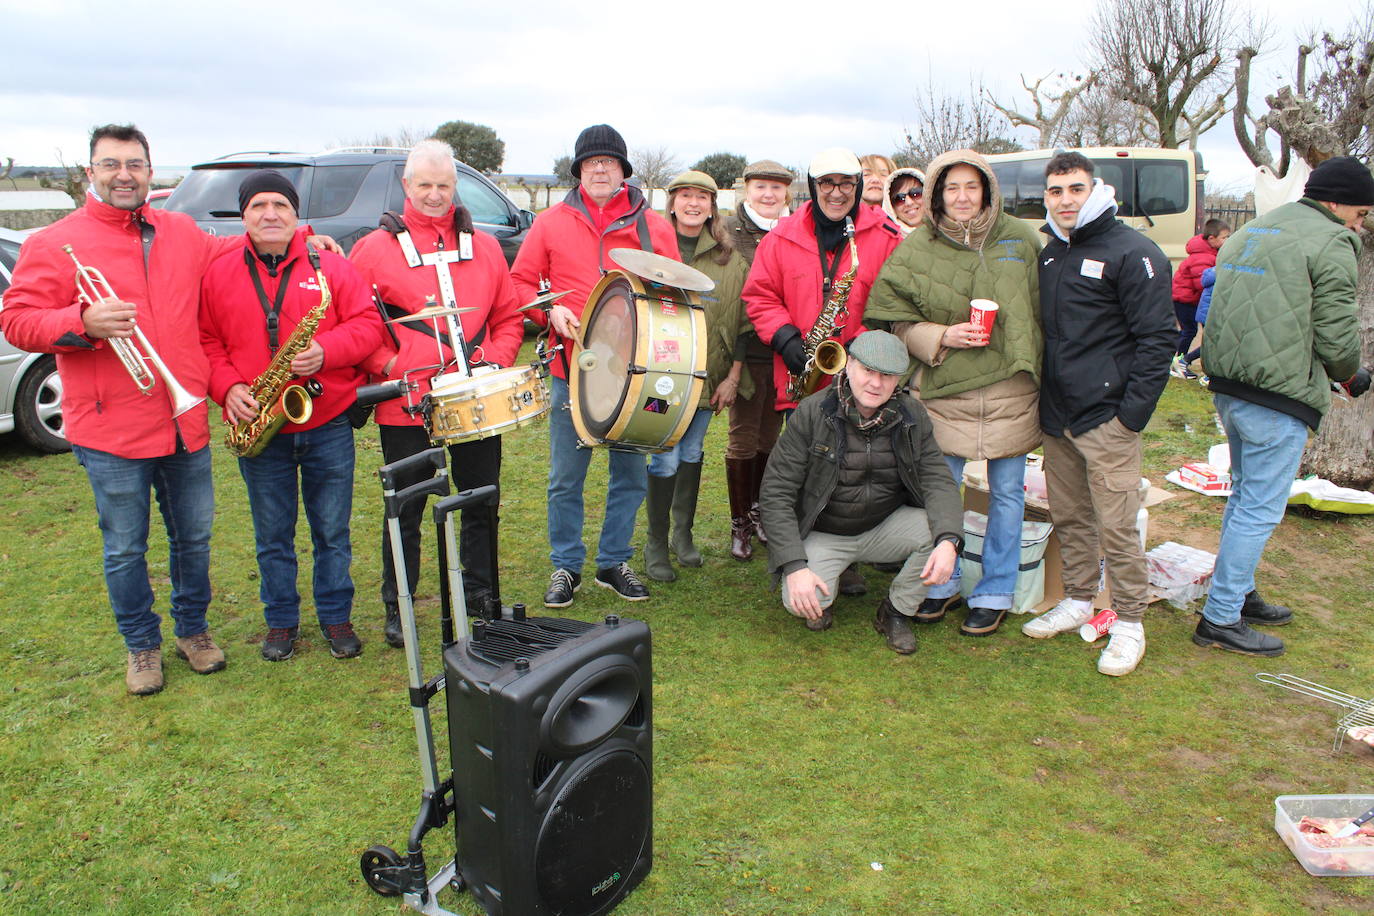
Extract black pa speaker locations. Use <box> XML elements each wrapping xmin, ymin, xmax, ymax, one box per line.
<box><xmin>444</xmin><ymin>612</ymin><xmax>652</xmax><ymax>916</ymax></box>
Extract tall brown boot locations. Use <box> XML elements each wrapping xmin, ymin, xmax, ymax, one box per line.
<box><xmin>750</xmin><ymin>451</ymin><xmax>771</xmax><ymax>545</ymax></box>
<box><xmin>725</xmin><ymin>456</ymin><xmax>754</xmax><ymax>561</ymax></box>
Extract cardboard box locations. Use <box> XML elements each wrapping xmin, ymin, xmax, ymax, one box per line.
<box><xmin>1177</xmin><ymin>462</ymin><xmax>1230</xmax><ymax>492</ymax></box>
<box><xmin>961</xmin><ymin>460</ymin><xmax>1173</xmax><ymax>612</ymax></box>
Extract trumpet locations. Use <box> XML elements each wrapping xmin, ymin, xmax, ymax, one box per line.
<box><xmin>63</xmin><ymin>244</ymin><xmax>204</xmax><ymax>418</ymax></box>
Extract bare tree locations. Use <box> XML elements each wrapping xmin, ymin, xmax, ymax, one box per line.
<box><xmin>334</xmin><ymin>126</ymin><xmax>430</xmax><ymax>149</ymax></box>
<box><xmin>629</xmin><ymin>146</ymin><xmax>682</xmax><ymax>192</ymax></box>
<box><xmin>1232</xmin><ymin>12</ymin><xmax>1374</xmax><ymax>486</ymax></box>
<box><xmin>1089</xmin><ymin>0</ymin><xmax>1243</xmax><ymax>148</ymax></box>
<box><xmin>986</xmin><ymin>71</ymin><xmax>1100</xmax><ymax>148</ymax></box>
<box><xmin>899</xmin><ymin>79</ymin><xmax>1022</xmax><ymax>169</ymax></box>
<box><xmin>1</xmin><ymin>157</ymin><xmax>16</xmax><ymax>191</ymax></box>
<box><xmin>1060</xmin><ymin>79</ymin><xmax>1160</xmax><ymax>147</ymax></box>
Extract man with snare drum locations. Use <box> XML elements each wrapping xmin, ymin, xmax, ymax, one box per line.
<box><xmin>351</xmin><ymin>139</ymin><xmax>523</xmax><ymax>644</ymax></box>
<box><xmin>511</xmin><ymin>124</ymin><xmax>678</xmax><ymax>608</ymax></box>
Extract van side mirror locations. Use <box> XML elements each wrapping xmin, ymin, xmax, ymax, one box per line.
<box><xmin>517</xmin><ymin>209</ymin><xmax>535</xmax><ymax>231</ymax></box>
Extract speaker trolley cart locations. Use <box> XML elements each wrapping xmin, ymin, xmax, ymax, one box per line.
<box><xmin>360</xmin><ymin>446</ymin><xmax>489</xmax><ymax>913</ymax></box>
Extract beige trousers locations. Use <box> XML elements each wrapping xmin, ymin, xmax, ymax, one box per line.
<box><xmin>1041</xmin><ymin>418</ymin><xmax>1150</xmax><ymax>621</ymax></box>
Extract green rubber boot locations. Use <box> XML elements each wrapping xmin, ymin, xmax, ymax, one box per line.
<box><xmin>644</xmin><ymin>472</ymin><xmax>676</xmax><ymax>582</ymax></box>
<box><xmin>671</xmin><ymin>461</ymin><xmax>704</xmax><ymax>567</ymax></box>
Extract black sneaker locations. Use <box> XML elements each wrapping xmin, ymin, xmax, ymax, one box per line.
<box><xmin>1241</xmin><ymin>589</ymin><xmax>1293</xmax><ymax>626</ymax></box>
<box><xmin>594</xmin><ymin>563</ymin><xmax>650</xmax><ymax>601</ymax></box>
<box><xmin>543</xmin><ymin>569</ymin><xmax>582</xmax><ymax>608</ymax></box>
<box><xmin>321</xmin><ymin>621</ymin><xmax>362</xmax><ymax>659</ymax></box>
<box><xmin>1192</xmin><ymin>617</ymin><xmax>1285</xmax><ymax>656</ymax></box>
<box><xmin>960</xmin><ymin>606</ymin><xmax>1007</xmax><ymax>637</ymax></box>
<box><xmin>261</xmin><ymin>626</ymin><xmax>299</xmax><ymax>661</ymax></box>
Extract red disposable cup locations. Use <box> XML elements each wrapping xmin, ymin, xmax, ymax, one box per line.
<box><xmin>969</xmin><ymin>299</ymin><xmax>999</xmax><ymax>336</ymax></box>
<box><xmin>1079</xmin><ymin>608</ymin><xmax>1117</xmax><ymax>642</ymax></box>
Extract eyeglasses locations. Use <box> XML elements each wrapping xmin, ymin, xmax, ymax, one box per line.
<box><xmin>91</xmin><ymin>158</ymin><xmax>149</xmax><ymax>174</ymax></box>
<box><xmin>581</xmin><ymin>157</ymin><xmax>620</xmax><ymax>172</ymax></box>
<box><xmin>892</xmin><ymin>189</ymin><xmax>924</xmax><ymax>204</ymax></box>
<box><xmin>816</xmin><ymin>178</ymin><xmax>857</xmax><ymax>193</ymax></box>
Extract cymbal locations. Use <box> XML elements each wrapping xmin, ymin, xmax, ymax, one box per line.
<box><xmin>386</xmin><ymin>305</ymin><xmax>475</xmax><ymax>324</ymax></box>
<box><xmin>519</xmin><ymin>290</ymin><xmax>572</xmax><ymax>311</ymax></box>
<box><xmin>609</xmin><ymin>248</ymin><xmax>715</xmax><ymax>292</ymax></box>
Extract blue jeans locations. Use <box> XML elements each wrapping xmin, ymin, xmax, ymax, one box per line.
<box><xmin>237</xmin><ymin>416</ymin><xmax>355</xmax><ymax>628</ymax></box>
<box><xmin>72</xmin><ymin>444</ymin><xmax>215</xmax><ymax>652</ymax></box>
<box><xmin>926</xmin><ymin>454</ymin><xmax>1026</xmax><ymax>611</ymax></box>
<box><xmin>648</xmin><ymin>408</ymin><xmax>711</xmax><ymax>477</ymax></box>
<box><xmin>548</xmin><ymin>377</ymin><xmax>647</xmax><ymax>571</ymax></box>
<box><xmin>1201</xmin><ymin>395</ymin><xmax>1308</xmax><ymax>625</ymax></box>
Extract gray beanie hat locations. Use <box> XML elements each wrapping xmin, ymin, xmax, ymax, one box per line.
<box><xmin>848</xmin><ymin>330</ymin><xmax>908</xmax><ymax>376</ymax></box>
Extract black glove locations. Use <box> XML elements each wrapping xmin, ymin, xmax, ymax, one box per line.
<box><xmin>1343</xmin><ymin>367</ymin><xmax>1372</xmax><ymax>398</ymax></box>
<box><xmin>772</xmin><ymin>324</ymin><xmax>807</xmax><ymax>375</ymax></box>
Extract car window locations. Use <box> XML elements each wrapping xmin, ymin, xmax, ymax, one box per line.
<box><xmin>1134</xmin><ymin>160</ymin><xmax>1188</xmax><ymax>216</ymax></box>
<box><xmin>387</xmin><ymin>164</ymin><xmax>408</xmax><ymax>214</ymax></box>
<box><xmin>458</xmin><ymin>174</ymin><xmax>515</xmax><ymax>228</ymax></box>
<box><xmin>0</xmin><ymin>236</ymin><xmax>19</xmax><ymax>278</ymax></box>
<box><xmin>307</xmin><ymin>165</ymin><xmax>372</xmax><ymax>219</ymax></box>
<box><xmin>170</xmin><ymin>166</ymin><xmax>307</xmax><ymax>218</ymax></box>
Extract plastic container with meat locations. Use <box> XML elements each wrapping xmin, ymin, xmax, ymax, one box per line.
<box><xmin>1273</xmin><ymin>794</ymin><xmax>1374</xmax><ymax>876</ymax></box>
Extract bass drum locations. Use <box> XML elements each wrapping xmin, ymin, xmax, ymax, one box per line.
<box><xmin>569</xmin><ymin>270</ymin><xmax>706</xmax><ymax>453</ymax></box>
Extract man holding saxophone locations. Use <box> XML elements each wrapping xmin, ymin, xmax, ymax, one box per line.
<box><xmin>744</xmin><ymin>147</ymin><xmax>903</xmax><ymax>598</ymax></box>
<box><xmin>2</xmin><ymin>124</ymin><xmax>227</xmax><ymax>696</ymax></box>
<box><xmin>199</xmin><ymin>170</ymin><xmax>383</xmax><ymax>663</ymax></box>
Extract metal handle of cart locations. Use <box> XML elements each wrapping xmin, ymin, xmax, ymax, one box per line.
<box><xmin>433</xmin><ymin>485</ymin><xmax>500</xmax><ymax>647</ymax></box>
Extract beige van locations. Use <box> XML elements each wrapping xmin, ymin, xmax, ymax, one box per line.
<box><xmin>984</xmin><ymin>147</ymin><xmax>1206</xmax><ymax>265</ymax></box>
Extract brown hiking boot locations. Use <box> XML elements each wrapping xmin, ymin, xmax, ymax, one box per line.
<box><xmin>126</xmin><ymin>648</ymin><xmax>164</xmax><ymax>695</ymax></box>
<box><xmin>175</xmin><ymin>630</ymin><xmax>227</xmax><ymax>674</ymax></box>
<box><xmin>873</xmin><ymin>598</ymin><xmax>917</xmax><ymax>655</ymax></box>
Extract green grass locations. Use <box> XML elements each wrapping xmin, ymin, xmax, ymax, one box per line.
<box><xmin>1</xmin><ymin>362</ymin><xmax>1371</xmax><ymax>915</ymax></box>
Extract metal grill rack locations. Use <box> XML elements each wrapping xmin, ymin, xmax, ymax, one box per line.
<box><xmin>1257</xmin><ymin>672</ymin><xmax>1374</xmax><ymax>752</ymax></box>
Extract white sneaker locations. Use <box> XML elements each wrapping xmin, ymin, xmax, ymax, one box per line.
<box><xmin>1169</xmin><ymin>356</ymin><xmax>1187</xmax><ymax>379</ymax></box>
<box><xmin>1098</xmin><ymin>621</ymin><xmax>1145</xmax><ymax>676</ymax></box>
<box><xmin>1021</xmin><ymin>598</ymin><xmax>1093</xmax><ymax>639</ymax></box>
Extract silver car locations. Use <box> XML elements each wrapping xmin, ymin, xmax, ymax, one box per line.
<box><xmin>0</xmin><ymin>227</ymin><xmax>67</xmax><ymax>452</ymax></box>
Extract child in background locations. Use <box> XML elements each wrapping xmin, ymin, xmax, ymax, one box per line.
<box><xmin>1170</xmin><ymin>219</ymin><xmax>1231</xmax><ymax>379</ymax></box>
<box><xmin>1190</xmin><ymin>266</ymin><xmax>1216</xmax><ymax>386</ymax></box>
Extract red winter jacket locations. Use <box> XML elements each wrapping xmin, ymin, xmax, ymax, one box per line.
<box><xmin>199</xmin><ymin>229</ymin><xmax>383</xmax><ymax>432</ymax></box>
<box><xmin>350</xmin><ymin>201</ymin><xmax>523</xmax><ymax>427</ymax></box>
<box><xmin>1170</xmin><ymin>234</ymin><xmax>1217</xmax><ymax>304</ymax></box>
<box><xmin>0</xmin><ymin>195</ymin><xmax>234</xmax><ymax>458</ymax></box>
<box><xmin>510</xmin><ymin>184</ymin><xmax>678</xmax><ymax>381</ymax></box>
<box><xmin>743</xmin><ymin>202</ymin><xmax>903</xmax><ymax>409</ymax></box>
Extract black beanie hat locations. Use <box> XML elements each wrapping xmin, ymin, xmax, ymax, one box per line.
<box><xmin>1304</xmin><ymin>156</ymin><xmax>1374</xmax><ymax>206</ymax></box>
<box><xmin>238</xmin><ymin>169</ymin><xmax>300</xmax><ymax>216</ymax></box>
<box><xmin>572</xmin><ymin>124</ymin><xmax>632</xmax><ymax>179</ymax></box>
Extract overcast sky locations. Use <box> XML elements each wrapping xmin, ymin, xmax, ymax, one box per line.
<box><xmin>0</xmin><ymin>0</ymin><xmax>1362</xmax><ymax>192</ymax></box>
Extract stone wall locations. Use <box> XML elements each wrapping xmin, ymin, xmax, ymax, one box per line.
<box><xmin>0</xmin><ymin>210</ymin><xmax>70</xmax><ymax>231</ymax></box>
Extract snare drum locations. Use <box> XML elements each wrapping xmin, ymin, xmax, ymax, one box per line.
<box><xmin>568</xmin><ymin>270</ymin><xmax>707</xmax><ymax>452</ymax></box>
<box><xmin>425</xmin><ymin>364</ymin><xmax>551</xmax><ymax>444</ymax></box>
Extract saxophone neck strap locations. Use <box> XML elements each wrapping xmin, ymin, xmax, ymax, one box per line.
<box><xmin>244</xmin><ymin>245</ymin><xmax>297</xmax><ymax>353</ymax></box>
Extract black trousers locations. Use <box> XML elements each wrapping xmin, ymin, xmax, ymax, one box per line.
<box><xmin>379</xmin><ymin>424</ymin><xmax>500</xmax><ymax>612</ymax></box>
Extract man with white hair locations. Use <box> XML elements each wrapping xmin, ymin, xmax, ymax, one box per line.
<box><xmin>744</xmin><ymin>147</ymin><xmax>903</xmax><ymax>597</ymax></box>
<box><xmin>351</xmin><ymin>139</ymin><xmax>523</xmax><ymax>645</ymax></box>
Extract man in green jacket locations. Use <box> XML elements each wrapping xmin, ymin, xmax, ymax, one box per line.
<box><xmin>758</xmin><ymin>331</ymin><xmax>963</xmax><ymax>654</ymax></box>
<box><xmin>1197</xmin><ymin>156</ymin><xmax>1374</xmax><ymax>656</ymax></box>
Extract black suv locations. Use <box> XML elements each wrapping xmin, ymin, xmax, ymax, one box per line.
<box><xmin>166</xmin><ymin>147</ymin><xmax>535</xmax><ymax>262</ymax></box>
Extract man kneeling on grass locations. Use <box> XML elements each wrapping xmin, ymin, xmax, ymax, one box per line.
<box><xmin>758</xmin><ymin>331</ymin><xmax>963</xmax><ymax>653</ymax></box>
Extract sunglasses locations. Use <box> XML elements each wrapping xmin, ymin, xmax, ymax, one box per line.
<box><xmin>892</xmin><ymin>189</ymin><xmax>924</xmax><ymax>204</ymax></box>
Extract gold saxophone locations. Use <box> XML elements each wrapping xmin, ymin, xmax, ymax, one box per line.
<box><xmin>226</xmin><ymin>246</ymin><xmax>331</xmax><ymax>458</ymax></box>
<box><xmin>786</xmin><ymin>217</ymin><xmax>857</xmax><ymax>403</ymax></box>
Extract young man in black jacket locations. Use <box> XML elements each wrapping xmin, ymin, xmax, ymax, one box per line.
<box><xmin>1022</xmin><ymin>152</ymin><xmax>1174</xmax><ymax>677</ymax></box>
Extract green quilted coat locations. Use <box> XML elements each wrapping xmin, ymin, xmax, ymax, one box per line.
<box><xmin>1202</xmin><ymin>199</ymin><xmax>1361</xmax><ymax>428</ymax></box>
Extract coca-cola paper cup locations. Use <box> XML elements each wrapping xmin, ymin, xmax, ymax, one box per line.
<box><xmin>1079</xmin><ymin>608</ymin><xmax>1117</xmax><ymax>642</ymax></box>
<box><xmin>969</xmin><ymin>299</ymin><xmax>999</xmax><ymax>335</ymax></box>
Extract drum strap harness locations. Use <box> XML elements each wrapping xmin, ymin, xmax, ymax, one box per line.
<box><xmin>381</xmin><ymin>210</ymin><xmax>484</xmax><ymax>373</ymax></box>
